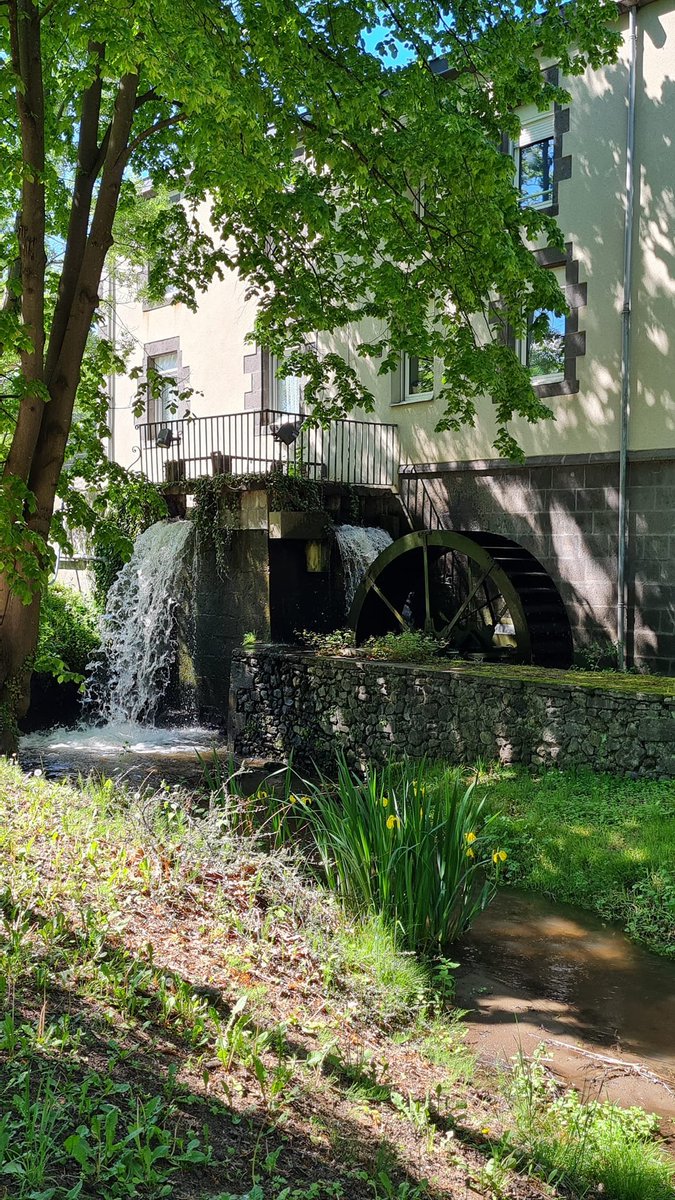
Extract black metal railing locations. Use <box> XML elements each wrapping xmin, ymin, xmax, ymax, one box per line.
<box><xmin>137</xmin><ymin>409</ymin><xmax>400</xmax><ymax>489</ymax></box>
<box><xmin>398</xmin><ymin>468</ymin><xmax>445</xmax><ymax>531</ymax></box>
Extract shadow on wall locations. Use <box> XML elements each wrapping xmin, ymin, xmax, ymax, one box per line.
<box><xmin>413</xmin><ymin>459</ymin><xmax>673</xmax><ymax>674</ymax></box>
<box><xmin>404</xmin><ymin>19</ymin><xmax>675</xmax><ymax>673</ymax></box>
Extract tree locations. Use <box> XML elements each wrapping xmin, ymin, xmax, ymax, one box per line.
<box><xmin>0</xmin><ymin>0</ymin><xmax>618</xmax><ymax>743</ymax></box>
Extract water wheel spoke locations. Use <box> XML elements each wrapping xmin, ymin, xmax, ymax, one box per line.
<box><xmin>442</xmin><ymin>565</ymin><xmax>495</xmax><ymax>637</ymax></box>
<box><xmin>367</xmin><ymin>576</ymin><xmax>408</xmax><ymax>631</ymax></box>
<box><xmin>422</xmin><ymin>539</ymin><xmax>433</xmax><ymax>634</ymax></box>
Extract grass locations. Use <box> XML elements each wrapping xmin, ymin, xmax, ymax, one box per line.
<box><xmin>0</xmin><ymin>757</ymin><xmax>672</xmax><ymax>1199</ymax></box>
<box><xmin>479</xmin><ymin>765</ymin><xmax>675</xmax><ymax>958</ymax></box>
<box><xmin>502</xmin><ymin>1047</ymin><xmax>674</xmax><ymax>1199</ymax></box>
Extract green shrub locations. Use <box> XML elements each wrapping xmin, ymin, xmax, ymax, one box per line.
<box><xmin>297</xmin><ymin>629</ymin><xmax>442</xmax><ymax>662</ymax></box>
<box><xmin>505</xmin><ymin>1047</ymin><xmax>674</xmax><ymax>1199</ymax></box>
<box><xmin>295</xmin><ymin>755</ymin><xmax>504</xmax><ymax>955</ymax></box>
<box><xmin>297</xmin><ymin>628</ymin><xmax>355</xmax><ymax>655</ymax></box>
<box><xmin>362</xmin><ymin>630</ymin><xmax>441</xmax><ymax>662</ymax></box>
<box><xmin>35</xmin><ymin>584</ymin><xmax>100</xmax><ymax>683</ymax></box>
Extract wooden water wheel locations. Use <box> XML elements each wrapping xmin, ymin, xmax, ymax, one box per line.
<box><xmin>349</xmin><ymin>530</ymin><xmax>573</xmax><ymax>667</ymax></box>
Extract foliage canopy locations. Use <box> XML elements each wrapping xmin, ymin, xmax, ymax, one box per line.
<box><xmin>0</xmin><ymin>0</ymin><xmax>619</xmax><ymax>725</ymax></box>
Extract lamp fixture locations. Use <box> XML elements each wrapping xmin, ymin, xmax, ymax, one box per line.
<box><xmin>270</xmin><ymin>420</ymin><xmax>301</xmax><ymax>447</ymax></box>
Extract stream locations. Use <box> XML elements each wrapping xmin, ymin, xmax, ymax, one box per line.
<box><xmin>19</xmin><ymin>722</ymin><xmax>230</xmax><ymax>789</ymax></box>
<box><xmin>457</xmin><ymin>889</ymin><xmax>675</xmax><ymax>1141</ymax></box>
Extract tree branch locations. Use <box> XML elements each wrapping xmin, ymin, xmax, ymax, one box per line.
<box><xmin>4</xmin><ymin>0</ymin><xmax>47</xmax><ymax>485</ymax></box>
<box><xmin>125</xmin><ymin>109</ymin><xmax>187</xmax><ymax>157</ymax></box>
<box><xmin>46</xmin><ymin>41</ymin><xmax>105</xmax><ymax>383</ymax></box>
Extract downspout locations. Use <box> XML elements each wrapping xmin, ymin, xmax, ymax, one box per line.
<box><xmin>617</xmin><ymin>1</ymin><xmax>638</xmax><ymax>670</ymax></box>
<box><xmin>107</xmin><ymin>268</ymin><xmax>117</xmax><ymax>463</ymax></box>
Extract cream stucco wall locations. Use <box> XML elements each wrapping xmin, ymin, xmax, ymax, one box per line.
<box><xmin>364</xmin><ymin>0</ymin><xmax>675</xmax><ymax>465</ymax></box>
<box><xmin>111</xmin><ymin>201</ymin><xmax>258</xmax><ymax>469</ymax></box>
<box><xmin>110</xmin><ymin>3</ymin><xmax>675</xmax><ymax>471</ymax></box>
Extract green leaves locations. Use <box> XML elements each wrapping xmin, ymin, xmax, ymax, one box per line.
<box><xmin>0</xmin><ymin>0</ymin><xmax>620</xmax><ymax>628</ymax></box>
<box><xmin>295</xmin><ymin>754</ymin><xmax>501</xmax><ymax>954</ymax></box>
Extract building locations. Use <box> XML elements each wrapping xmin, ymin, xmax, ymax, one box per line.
<box><xmin>110</xmin><ymin>0</ymin><xmax>675</xmax><ymax>674</ymax></box>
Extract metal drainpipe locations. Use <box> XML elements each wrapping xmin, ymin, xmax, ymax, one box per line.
<box><xmin>106</xmin><ymin>268</ymin><xmax>116</xmax><ymax>463</ymax></box>
<box><xmin>617</xmin><ymin>1</ymin><xmax>638</xmax><ymax>670</ymax></box>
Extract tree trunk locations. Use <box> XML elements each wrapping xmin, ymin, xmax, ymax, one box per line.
<box><xmin>0</xmin><ymin>592</ymin><xmax>41</xmax><ymax>753</ymax></box>
<box><xmin>0</xmin><ymin>55</ymin><xmax>140</xmax><ymax>750</ymax></box>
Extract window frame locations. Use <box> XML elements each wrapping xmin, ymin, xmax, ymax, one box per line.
<box><xmin>514</xmin><ymin>110</ymin><xmax>556</xmax><ymax>211</ymax></box>
<box><xmin>147</xmin><ymin>349</ymin><xmax>180</xmax><ymax>422</ymax></box>
<box><xmin>516</xmin><ymin>266</ymin><xmax>567</xmax><ymax>387</ymax></box>
<box><xmin>392</xmin><ymin>352</ymin><xmax>435</xmax><ymax>406</ymax></box>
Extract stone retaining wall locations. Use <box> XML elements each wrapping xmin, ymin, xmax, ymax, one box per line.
<box><xmin>230</xmin><ymin>648</ymin><xmax>675</xmax><ymax>778</ymax></box>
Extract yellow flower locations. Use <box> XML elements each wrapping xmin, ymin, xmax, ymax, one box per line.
<box><xmin>386</xmin><ymin>814</ymin><xmax>401</xmax><ymax>830</ymax></box>
<box><xmin>289</xmin><ymin>794</ymin><xmax>298</xmax><ymax>805</ymax></box>
<box><xmin>466</xmin><ymin>848</ymin><xmax>475</xmax><ymax>858</ymax></box>
<box><xmin>492</xmin><ymin>849</ymin><xmax>508</xmax><ymax>864</ymax></box>
<box><xmin>300</xmin><ymin>795</ymin><xmax>312</xmax><ymax>805</ymax></box>
<box><xmin>465</xmin><ymin>831</ymin><xmax>477</xmax><ymax>844</ymax></box>
<box><xmin>381</xmin><ymin>796</ymin><xmax>390</xmax><ymax>807</ymax></box>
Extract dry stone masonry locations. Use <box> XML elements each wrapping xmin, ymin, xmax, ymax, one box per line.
<box><xmin>230</xmin><ymin>648</ymin><xmax>675</xmax><ymax>779</ymax></box>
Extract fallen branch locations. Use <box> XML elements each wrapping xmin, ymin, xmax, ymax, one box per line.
<box><xmin>545</xmin><ymin>1038</ymin><xmax>675</xmax><ymax>1098</ymax></box>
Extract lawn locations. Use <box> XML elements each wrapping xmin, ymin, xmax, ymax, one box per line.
<box><xmin>0</xmin><ymin>758</ymin><xmax>672</xmax><ymax>1199</ymax></box>
<box><xmin>481</xmin><ymin>766</ymin><xmax>675</xmax><ymax>958</ymax></box>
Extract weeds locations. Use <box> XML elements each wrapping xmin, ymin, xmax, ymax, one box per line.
<box><xmin>0</xmin><ymin>1032</ymin><xmax>210</xmax><ymax>1198</ymax></box>
<box><xmin>503</xmin><ymin>1046</ymin><xmax>675</xmax><ymax>1199</ymax></box>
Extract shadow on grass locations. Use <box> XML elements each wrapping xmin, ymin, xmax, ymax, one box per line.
<box><xmin>1</xmin><ymin>910</ymin><xmax>501</xmax><ymax>1200</ymax></box>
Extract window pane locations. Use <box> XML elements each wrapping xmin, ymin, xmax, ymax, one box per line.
<box><xmin>527</xmin><ymin>309</ymin><xmax>565</xmax><ymax>379</ymax></box>
<box><xmin>148</xmin><ymin>351</ymin><xmax>179</xmax><ymax>419</ymax></box>
<box><xmin>149</xmin><ymin>350</ymin><xmax>178</xmax><ymax>374</ymax></box>
<box><xmin>519</xmin><ymin>137</ymin><xmax>554</xmax><ymax>207</ymax></box>
<box><xmin>407</xmin><ymin>355</ymin><xmax>434</xmax><ymax>396</ymax></box>
<box><xmin>276</xmin><ymin>372</ymin><xmax>303</xmax><ymax>413</ymax></box>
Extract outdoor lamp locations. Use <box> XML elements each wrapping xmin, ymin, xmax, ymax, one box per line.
<box><xmin>156</xmin><ymin>427</ymin><xmax>173</xmax><ymax>448</ymax></box>
<box><xmin>270</xmin><ymin>420</ymin><xmax>301</xmax><ymax>447</ymax></box>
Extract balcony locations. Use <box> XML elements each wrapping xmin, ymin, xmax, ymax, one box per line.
<box><xmin>137</xmin><ymin>409</ymin><xmax>400</xmax><ymax>489</ymax></box>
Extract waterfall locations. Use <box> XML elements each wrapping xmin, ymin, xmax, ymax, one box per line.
<box><xmin>87</xmin><ymin>520</ymin><xmax>194</xmax><ymax>725</ymax></box>
<box><xmin>335</xmin><ymin>525</ymin><xmax>393</xmax><ymax>612</ymax></box>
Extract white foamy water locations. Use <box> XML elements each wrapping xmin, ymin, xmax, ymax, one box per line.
<box><xmin>335</xmin><ymin>525</ymin><xmax>393</xmax><ymax>612</ymax></box>
<box><xmin>20</xmin><ymin>722</ymin><xmax>220</xmax><ymax>757</ymax></box>
<box><xmin>87</xmin><ymin>519</ymin><xmax>194</xmax><ymax>724</ymax></box>
<box><xmin>19</xmin><ymin>721</ymin><xmax>227</xmax><ymax>786</ymax></box>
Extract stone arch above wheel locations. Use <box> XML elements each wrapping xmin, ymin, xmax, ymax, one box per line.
<box><xmin>348</xmin><ymin>529</ymin><xmax>573</xmax><ymax>668</ymax></box>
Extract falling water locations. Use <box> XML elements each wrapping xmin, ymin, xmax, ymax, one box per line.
<box><xmin>335</xmin><ymin>525</ymin><xmax>393</xmax><ymax>612</ymax></box>
<box><xmin>87</xmin><ymin>519</ymin><xmax>195</xmax><ymax>725</ymax></box>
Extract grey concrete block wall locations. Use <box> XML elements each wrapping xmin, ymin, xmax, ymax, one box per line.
<box><xmin>407</xmin><ymin>454</ymin><xmax>674</xmax><ymax>674</ymax></box>
<box><xmin>230</xmin><ymin>648</ymin><xmax>675</xmax><ymax>779</ymax></box>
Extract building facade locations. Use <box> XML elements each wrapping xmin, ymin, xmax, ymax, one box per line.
<box><xmin>110</xmin><ymin>0</ymin><xmax>675</xmax><ymax>673</ymax></box>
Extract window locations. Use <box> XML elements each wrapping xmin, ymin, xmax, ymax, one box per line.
<box><xmin>394</xmin><ymin>353</ymin><xmax>434</xmax><ymax>404</ymax></box>
<box><xmin>525</xmin><ymin>308</ymin><xmax>565</xmax><ymax>382</ymax></box>
<box><xmin>148</xmin><ymin>349</ymin><xmax>179</xmax><ymax>422</ymax></box>
<box><xmin>517</xmin><ymin>265</ymin><xmax>566</xmax><ymax>384</ymax></box>
<box><xmin>271</xmin><ymin>355</ymin><xmax>303</xmax><ymax>414</ymax></box>
<box><xmin>516</xmin><ymin>112</ymin><xmax>555</xmax><ymax>209</ymax></box>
